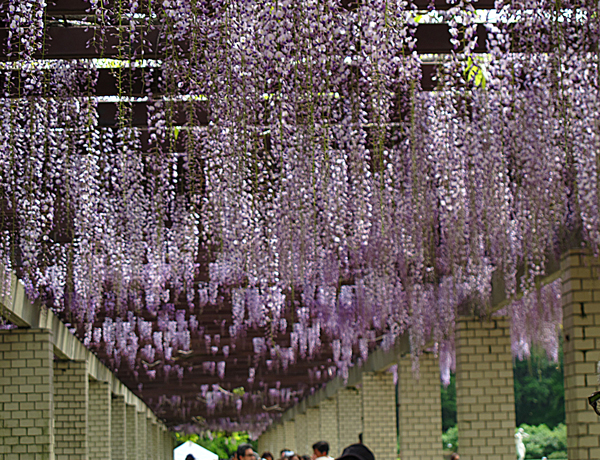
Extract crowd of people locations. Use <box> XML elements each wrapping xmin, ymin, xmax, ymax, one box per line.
<box><xmin>261</xmin><ymin>441</ymin><xmax>336</xmax><ymax>460</ymax></box>
<box><xmin>184</xmin><ymin>440</ymin><xmax>460</xmax><ymax>460</ymax></box>
<box><xmin>234</xmin><ymin>441</ymin><xmax>375</xmax><ymax>460</ymax></box>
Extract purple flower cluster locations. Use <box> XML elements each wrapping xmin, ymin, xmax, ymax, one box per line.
<box><xmin>0</xmin><ymin>0</ymin><xmax>592</xmax><ymax>431</ymax></box>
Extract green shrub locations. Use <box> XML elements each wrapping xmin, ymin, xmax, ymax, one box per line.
<box><xmin>442</xmin><ymin>426</ymin><xmax>458</xmax><ymax>452</ymax></box>
<box><xmin>518</xmin><ymin>423</ymin><xmax>566</xmax><ymax>459</ymax></box>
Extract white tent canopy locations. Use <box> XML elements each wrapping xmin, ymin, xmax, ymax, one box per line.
<box><xmin>174</xmin><ymin>441</ymin><xmax>220</xmax><ymax>460</ymax></box>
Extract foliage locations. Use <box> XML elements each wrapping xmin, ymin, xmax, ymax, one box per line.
<box><xmin>518</xmin><ymin>424</ymin><xmax>567</xmax><ymax>459</ymax></box>
<box><xmin>441</xmin><ymin>373</ymin><xmax>456</xmax><ymax>432</ymax></box>
<box><xmin>514</xmin><ymin>344</ymin><xmax>565</xmax><ymax>428</ymax></box>
<box><xmin>441</xmin><ymin>426</ymin><xmax>458</xmax><ymax>452</ymax></box>
<box><xmin>175</xmin><ymin>431</ymin><xmax>257</xmax><ymax>460</ymax></box>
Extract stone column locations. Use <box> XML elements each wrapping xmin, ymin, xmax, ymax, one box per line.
<box><xmin>295</xmin><ymin>412</ymin><xmax>308</xmax><ymax>455</ymax></box>
<box><xmin>283</xmin><ymin>419</ymin><xmax>296</xmax><ymax>453</ymax></box>
<box><xmin>456</xmin><ymin>317</ymin><xmax>516</xmax><ymax>460</ymax></box>
<box><xmin>319</xmin><ymin>397</ymin><xmax>339</xmax><ymax>457</ymax></box>
<box><xmin>111</xmin><ymin>395</ymin><xmax>127</xmax><ymax>460</ymax></box>
<box><xmin>88</xmin><ymin>379</ymin><xmax>111</xmax><ymax>460</ymax></box>
<box><xmin>306</xmin><ymin>407</ymin><xmax>321</xmax><ymax>451</ymax></box>
<box><xmin>362</xmin><ymin>372</ymin><xmax>397</xmax><ymax>460</ymax></box>
<box><xmin>126</xmin><ymin>404</ymin><xmax>139</xmax><ymax>460</ymax></box>
<box><xmin>0</xmin><ymin>329</ymin><xmax>54</xmax><ymax>459</ymax></box>
<box><xmin>398</xmin><ymin>353</ymin><xmax>443</xmax><ymax>460</ymax></box>
<box><xmin>137</xmin><ymin>410</ymin><xmax>148</xmax><ymax>459</ymax></box>
<box><xmin>337</xmin><ymin>387</ymin><xmax>362</xmax><ymax>451</ymax></box>
<box><xmin>562</xmin><ymin>251</ymin><xmax>600</xmax><ymax>460</ymax></box>
<box><xmin>54</xmin><ymin>359</ymin><xmax>88</xmax><ymax>459</ymax></box>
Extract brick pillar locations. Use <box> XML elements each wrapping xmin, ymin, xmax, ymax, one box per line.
<box><xmin>111</xmin><ymin>395</ymin><xmax>127</xmax><ymax>460</ymax></box>
<box><xmin>398</xmin><ymin>353</ymin><xmax>443</xmax><ymax>460</ymax></box>
<box><xmin>268</xmin><ymin>427</ymin><xmax>277</xmax><ymax>455</ymax></box>
<box><xmin>266</xmin><ymin>428</ymin><xmax>274</xmax><ymax>454</ymax></box>
<box><xmin>562</xmin><ymin>251</ymin><xmax>600</xmax><ymax>460</ymax></box>
<box><xmin>319</xmin><ymin>397</ymin><xmax>339</xmax><ymax>457</ymax></box>
<box><xmin>168</xmin><ymin>431</ymin><xmax>176</xmax><ymax>457</ymax></box>
<box><xmin>0</xmin><ymin>329</ymin><xmax>54</xmax><ymax>459</ymax></box>
<box><xmin>295</xmin><ymin>412</ymin><xmax>308</xmax><ymax>455</ymax></box>
<box><xmin>126</xmin><ymin>404</ymin><xmax>139</xmax><ymax>460</ymax></box>
<box><xmin>147</xmin><ymin>418</ymin><xmax>155</xmax><ymax>460</ymax></box>
<box><xmin>337</xmin><ymin>387</ymin><xmax>362</xmax><ymax>451</ymax></box>
<box><xmin>273</xmin><ymin>423</ymin><xmax>289</xmax><ymax>452</ymax></box>
<box><xmin>261</xmin><ymin>429</ymin><xmax>267</xmax><ymax>455</ymax></box>
<box><xmin>283</xmin><ymin>419</ymin><xmax>296</xmax><ymax>453</ymax></box>
<box><xmin>54</xmin><ymin>360</ymin><xmax>88</xmax><ymax>459</ymax></box>
<box><xmin>306</xmin><ymin>407</ymin><xmax>320</xmax><ymax>451</ymax></box>
<box><xmin>137</xmin><ymin>411</ymin><xmax>148</xmax><ymax>459</ymax></box>
<box><xmin>362</xmin><ymin>372</ymin><xmax>397</xmax><ymax>460</ymax></box>
<box><xmin>88</xmin><ymin>379</ymin><xmax>111</xmax><ymax>460</ymax></box>
<box><xmin>456</xmin><ymin>317</ymin><xmax>516</xmax><ymax>460</ymax></box>
<box><xmin>160</xmin><ymin>428</ymin><xmax>168</xmax><ymax>460</ymax></box>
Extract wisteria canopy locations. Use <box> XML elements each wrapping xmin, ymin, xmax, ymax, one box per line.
<box><xmin>0</xmin><ymin>0</ymin><xmax>589</xmax><ymax>435</ymax></box>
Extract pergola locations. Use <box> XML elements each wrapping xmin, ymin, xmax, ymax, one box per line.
<box><xmin>0</xmin><ymin>0</ymin><xmax>597</xmax><ymax>459</ymax></box>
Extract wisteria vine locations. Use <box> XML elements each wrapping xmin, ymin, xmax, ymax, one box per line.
<box><xmin>0</xmin><ymin>0</ymin><xmax>592</xmax><ymax>432</ymax></box>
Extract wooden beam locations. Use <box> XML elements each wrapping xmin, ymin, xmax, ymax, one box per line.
<box><xmin>0</xmin><ymin>24</ymin><xmax>489</xmax><ymax>61</ymax></box>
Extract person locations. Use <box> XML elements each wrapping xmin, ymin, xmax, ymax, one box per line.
<box><xmin>280</xmin><ymin>449</ymin><xmax>292</xmax><ymax>460</ymax></box>
<box><xmin>312</xmin><ymin>441</ymin><xmax>334</xmax><ymax>460</ymax></box>
<box><xmin>237</xmin><ymin>444</ymin><xmax>256</xmax><ymax>460</ymax></box>
<box><xmin>450</xmin><ymin>454</ymin><xmax>459</xmax><ymax>460</ymax></box>
<box><xmin>335</xmin><ymin>443</ymin><xmax>375</xmax><ymax>460</ymax></box>
<box><xmin>261</xmin><ymin>452</ymin><xmax>274</xmax><ymax>460</ymax></box>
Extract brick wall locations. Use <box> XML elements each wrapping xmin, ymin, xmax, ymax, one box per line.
<box><xmin>306</xmin><ymin>407</ymin><xmax>321</xmax><ymax>454</ymax></box>
<box><xmin>562</xmin><ymin>251</ymin><xmax>600</xmax><ymax>460</ymax></box>
<box><xmin>295</xmin><ymin>412</ymin><xmax>309</xmax><ymax>456</ymax></box>
<box><xmin>398</xmin><ymin>353</ymin><xmax>443</xmax><ymax>460</ymax></box>
<box><xmin>337</xmin><ymin>387</ymin><xmax>362</xmax><ymax>452</ymax></box>
<box><xmin>111</xmin><ymin>395</ymin><xmax>127</xmax><ymax>460</ymax></box>
<box><xmin>88</xmin><ymin>379</ymin><xmax>111</xmax><ymax>460</ymax></box>
<box><xmin>319</xmin><ymin>398</ymin><xmax>339</xmax><ymax>457</ymax></box>
<box><xmin>54</xmin><ymin>360</ymin><xmax>88</xmax><ymax>459</ymax></box>
<box><xmin>0</xmin><ymin>329</ymin><xmax>54</xmax><ymax>459</ymax></box>
<box><xmin>456</xmin><ymin>317</ymin><xmax>515</xmax><ymax>460</ymax></box>
<box><xmin>362</xmin><ymin>372</ymin><xmax>397</xmax><ymax>460</ymax></box>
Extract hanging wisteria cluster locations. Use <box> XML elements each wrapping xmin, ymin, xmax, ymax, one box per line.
<box><xmin>0</xmin><ymin>0</ymin><xmax>594</xmax><ymax>430</ymax></box>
